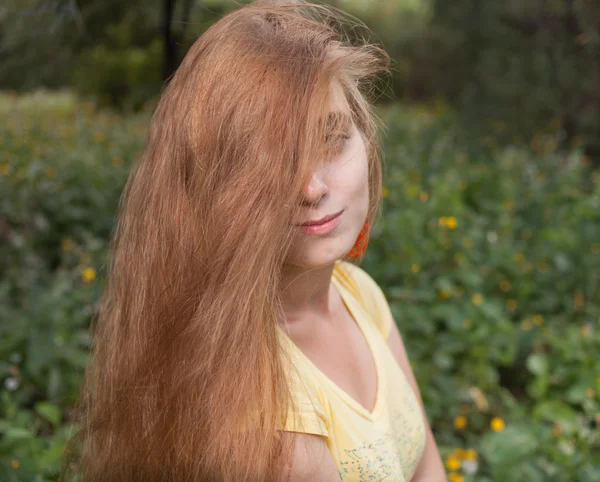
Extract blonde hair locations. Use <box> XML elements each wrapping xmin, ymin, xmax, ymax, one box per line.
<box><xmin>62</xmin><ymin>1</ymin><xmax>389</xmax><ymax>480</ymax></box>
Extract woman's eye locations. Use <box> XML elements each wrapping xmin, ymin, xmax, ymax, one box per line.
<box><xmin>325</xmin><ymin>131</ymin><xmax>350</xmax><ymax>143</ymax></box>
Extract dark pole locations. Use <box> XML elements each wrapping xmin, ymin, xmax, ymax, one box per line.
<box><xmin>162</xmin><ymin>0</ymin><xmax>176</xmax><ymax>81</ymax></box>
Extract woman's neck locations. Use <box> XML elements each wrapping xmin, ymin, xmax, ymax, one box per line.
<box><xmin>279</xmin><ymin>262</ymin><xmax>339</xmax><ymax>326</ymax></box>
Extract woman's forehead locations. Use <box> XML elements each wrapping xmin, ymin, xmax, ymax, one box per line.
<box><xmin>328</xmin><ymin>81</ymin><xmax>350</xmax><ymax>114</ymax></box>
<box><xmin>322</xmin><ymin>82</ymin><xmax>351</xmax><ymax>129</ymax></box>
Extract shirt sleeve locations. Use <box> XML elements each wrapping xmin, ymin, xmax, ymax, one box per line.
<box><xmin>277</xmin><ymin>342</ymin><xmax>329</xmax><ymax>437</ymax></box>
<box><xmin>342</xmin><ymin>262</ymin><xmax>394</xmax><ymax>340</ymax></box>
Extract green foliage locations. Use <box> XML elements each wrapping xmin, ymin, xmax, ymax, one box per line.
<box><xmin>363</xmin><ymin>103</ymin><xmax>600</xmax><ymax>481</ymax></box>
<box><xmin>1</xmin><ymin>91</ymin><xmax>599</xmax><ymax>480</ymax></box>
<box><xmin>364</xmin><ymin>0</ymin><xmax>600</xmax><ymax>160</ymax></box>
<box><xmin>0</xmin><ymin>91</ymin><xmax>147</xmax><ymax>480</ymax></box>
<box><xmin>71</xmin><ymin>38</ymin><xmax>163</xmax><ymax>112</ymax></box>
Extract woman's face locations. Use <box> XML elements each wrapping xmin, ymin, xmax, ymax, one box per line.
<box><xmin>286</xmin><ymin>88</ymin><xmax>370</xmax><ymax>268</ymax></box>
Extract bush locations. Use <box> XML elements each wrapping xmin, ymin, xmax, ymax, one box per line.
<box><xmin>0</xmin><ymin>91</ymin><xmax>147</xmax><ymax>480</ymax></box>
<box><xmin>364</xmin><ymin>103</ymin><xmax>600</xmax><ymax>481</ymax></box>
<box><xmin>0</xmin><ymin>91</ymin><xmax>598</xmax><ymax>481</ymax></box>
<box><xmin>71</xmin><ymin>38</ymin><xmax>163</xmax><ymax>112</ymax></box>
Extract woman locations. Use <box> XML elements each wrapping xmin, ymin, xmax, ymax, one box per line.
<box><xmin>64</xmin><ymin>1</ymin><xmax>446</xmax><ymax>481</ymax></box>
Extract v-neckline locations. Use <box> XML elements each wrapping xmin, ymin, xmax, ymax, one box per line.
<box><xmin>277</xmin><ymin>266</ymin><xmax>385</xmax><ymax>422</ymax></box>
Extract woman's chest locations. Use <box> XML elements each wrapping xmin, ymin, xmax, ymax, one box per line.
<box><xmin>324</xmin><ymin>351</ymin><xmax>427</xmax><ymax>481</ymax></box>
<box><xmin>291</xmin><ymin>307</ymin><xmax>378</xmax><ymax>415</ymax></box>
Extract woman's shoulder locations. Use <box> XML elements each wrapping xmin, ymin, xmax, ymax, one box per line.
<box><xmin>334</xmin><ymin>259</ymin><xmax>375</xmax><ymax>287</ymax></box>
<box><xmin>334</xmin><ymin>260</ymin><xmax>394</xmax><ymax>340</ymax></box>
<box><xmin>334</xmin><ymin>260</ymin><xmax>385</xmax><ymax>305</ymax></box>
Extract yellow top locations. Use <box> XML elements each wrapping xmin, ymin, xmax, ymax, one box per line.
<box><xmin>276</xmin><ymin>260</ymin><xmax>426</xmax><ymax>481</ymax></box>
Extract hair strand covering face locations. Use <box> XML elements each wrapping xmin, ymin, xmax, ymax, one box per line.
<box><xmin>61</xmin><ymin>1</ymin><xmax>390</xmax><ymax>481</ymax></box>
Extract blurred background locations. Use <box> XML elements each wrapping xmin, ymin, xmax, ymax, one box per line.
<box><xmin>0</xmin><ymin>0</ymin><xmax>599</xmax><ymax>480</ymax></box>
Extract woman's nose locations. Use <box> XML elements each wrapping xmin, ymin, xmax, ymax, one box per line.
<box><xmin>302</xmin><ymin>171</ymin><xmax>328</xmax><ymax>205</ymax></box>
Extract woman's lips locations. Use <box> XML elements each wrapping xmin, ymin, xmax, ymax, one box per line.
<box><xmin>297</xmin><ymin>210</ymin><xmax>343</xmax><ymax>235</ymax></box>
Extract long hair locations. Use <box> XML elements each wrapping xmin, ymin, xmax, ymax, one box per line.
<box><xmin>62</xmin><ymin>1</ymin><xmax>389</xmax><ymax>480</ymax></box>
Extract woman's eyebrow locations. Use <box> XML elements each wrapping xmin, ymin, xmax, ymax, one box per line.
<box><xmin>323</xmin><ymin>111</ymin><xmax>351</xmax><ymax>131</ymax></box>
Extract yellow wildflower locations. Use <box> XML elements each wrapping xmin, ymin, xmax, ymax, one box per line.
<box><xmin>419</xmin><ymin>191</ymin><xmax>429</xmax><ymax>202</ymax></box>
<box><xmin>586</xmin><ymin>388</ymin><xmax>595</xmax><ymax>399</ymax></box>
<box><xmin>448</xmin><ymin>473</ymin><xmax>464</xmax><ymax>482</ymax></box>
<box><xmin>453</xmin><ymin>416</ymin><xmax>468</xmax><ymax>429</ymax></box>
<box><xmin>490</xmin><ymin>417</ymin><xmax>505</xmax><ymax>432</ymax></box>
<box><xmin>438</xmin><ymin>216</ymin><xmax>457</xmax><ymax>229</ymax></box>
<box><xmin>81</xmin><ymin>267</ymin><xmax>96</xmax><ymax>283</ymax></box>
<box><xmin>0</xmin><ymin>163</ymin><xmax>11</xmax><ymax>176</ymax></box>
<box><xmin>521</xmin><ymin>319</ymin><xmax>532</xmax><ymax>331</ymax></box>
<box><xmin>499</xmin><ymin>280</ymin><xmax>511</xmax><ymax>292</ymax></box>
<box><xmin>437</xmin><ymin>288</ymin><xmax>452</xmax><ymax>300</ymax></box>
<box><xmin>445</xmin><ymin>455</ymin><xmax>461</xmax><ymax>471</ymax></box>
<box><xmin>472</xmin><ymin>293</ymin><xmax>483</xmax><ymax>305</ymax></box>
<box><xmin>532</xmin><ymin>314</ymin><xmax>544</xmax><ymax>326</ymax></box>
<box><xmin>62</xmin><ymin>237</ymin><xmax>75</xmax><ymax>253</ymax></box>
<box><xmin>506</xmin><ymin>299</ymin><xmax>517</xmax><ymax>311</ymax></box>
<box><xmin>463</xmin><ymin>449</ymin><xmax>477</xmax><ymax>460</ymax></box>
<box><xmin>411</xmin><ymin>264</ymin><xmax>420</xmax><ymax>273</ymax></box>
<box><xmin>382</xmin><ymin>187</ymin><xmax>389</xmax><ymax>198</ymax></box>
<box><xmin>454</xmin><ymin>448</ymin><xmax>468</xmax><ymax>459</ymax></box>
<box><xmin>11</xmin><ymin>459</ymin><xmax>20</xmax><ymax>469</ymax></box>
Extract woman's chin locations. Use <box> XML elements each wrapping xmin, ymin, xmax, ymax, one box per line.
<box><xmin>291</xmin><ymin>246</ymin><xmax>353</xmax><ymax>269</ymax></box>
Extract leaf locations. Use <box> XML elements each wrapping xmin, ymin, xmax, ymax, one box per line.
<box><xmin>526</xmin><ymin>353</ymin><xmax>548</xmax><ymax>375</ymax></box>
<box><xmin>4</xmin><ymin>427</ymin><xmax>34</xmax><ymax>440</ymax></box>
<box><xmin>480</xmin><ymin>426</ymin><xmax>539</xmax><ymax>465</ymax></box>
<box><xmin>533</xmin><ymin>400</ymin><xmax>578</xmax><ymax>428</ymax></box>
<box><xmin>35</xmin><ymin>401</ymin><xmax>62</xmax><ymax>426</ymax></box>
<box><xmin>433</xmin><ymin>352</ymin><xmax>454</xmax><ymax>370</ymax></box>
<box><xmin>26</xmin><ymin>330</ymin><xmax>54</xmax><ymax>377</ymax></box>
<box><xmin>38</xmin><ymin>441</ymin><xmax>66</xmax><ymax>470</ymax></box>
<box><xmin>553</xmin><ymin>253</ymin><xmax>571</xmax><ymax>272</ymax></box>
<box><xmin>565</xmin><ymin>382</ymin><xmax>589</xmax><ymax>404</ymax></box>
<box><xmin>48</xmin><ymin>367</ymin><xmax>62</xmax><ymax>400</ymax></box>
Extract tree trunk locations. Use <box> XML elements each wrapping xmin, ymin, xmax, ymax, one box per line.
<box><xmin>162</xmin><ymin>0</ymin><xmax>176</xmax><ymax>82</ymax></box>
